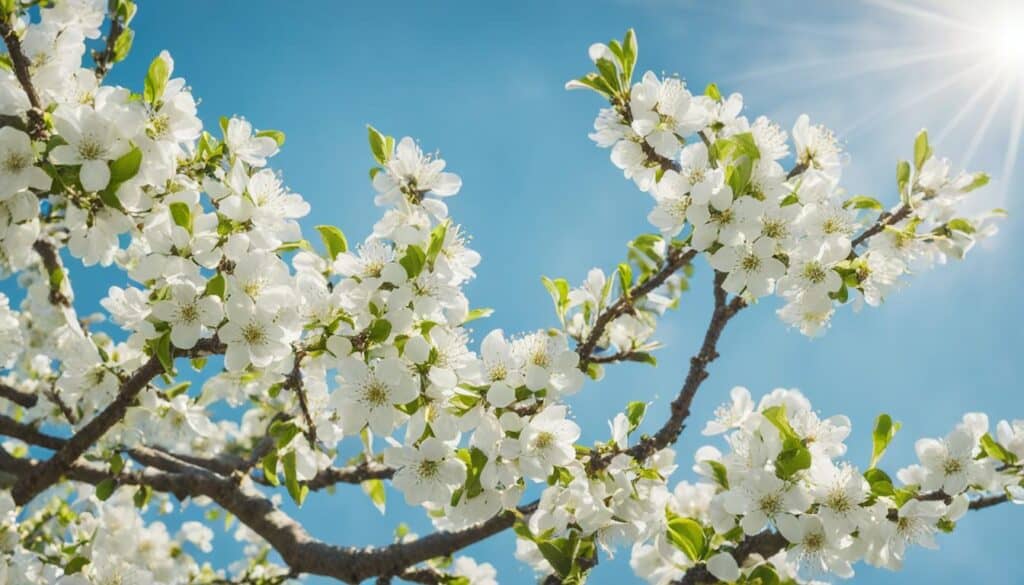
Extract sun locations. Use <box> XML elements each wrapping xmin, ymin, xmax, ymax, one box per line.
<box><xmin>984</xmin><ymin>11</ymin><xmax>1024</xmax><ymax>71</ymax></box>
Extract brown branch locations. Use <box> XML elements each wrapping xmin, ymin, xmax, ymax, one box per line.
<box><xmin>673</xmin><ymin>492</ymin><xmax>1011</xmax><ymax>584</ymax></box>
<box><xmin>0</xmin><ymin>410</ymin><xmax>394</xmax><ymax>491</ymax></box>
<box><xmin>304</xmin><ymin>460</ymin><xmax>395</xmax><ymax>490</ymax></box>
<box><xmin>92</xmin><ymin>4</ymin><xmax>125</xmax><ymax>79</ymax></box>
<box><xmin>0</xmin><ymin>17</ymin><xmax>47</xmax><ymax>139</ymax></box>
<box><xmin>285</xmin><ymin>351</ymin><xmax>318</xmax><ymax>446</ymax></box>
<box><xmin>850</xmin><ymin>204</ymin><xmax>913</xmax><ymax>249</ymax></box>
<box><xmin>32</xmin><ymin>239</ymin><xmax>71</xmax><ymax>307</ymax></box>
<box><xmin>9</xmin><ymin>337</ymin><xmax>224</xmax><ymax>505</ymax></box>
<box><xmin>42</xmin><ymin>387</ymin><xmax>78</xmax><ymax>424</ymax></box>
<box><xmin>0</xmin><ymin>383</ymin><xmax>37</xmax><ymax>409</ymax></box>
<box><xmin>590</xmin><ymin>272</ymin><xmax>745</xmax><ymax>471</ymax></box>
<box><xmin>0</xmin><ymin>442</ymin><xmax>537</xmax><ymax>584</ymax></box>
<box><xmin>577</xmin><ymin>247</ymin><xmax>698</xmax><ymax>368</ymax></box>
<box><xmin>0</xmin><ymin>414</ymin><xmax>64</xmax><ymax>450</ymax></box>
<box><xmin>785</xmin><ymin>161</ymin><xmax>808</xmax><ymax>180</ymax></box>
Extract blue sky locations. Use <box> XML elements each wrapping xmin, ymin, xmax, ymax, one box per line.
<box><xmin>11</xmin><ymin>1</ymin><xmax>1024</xmax><ymax>583</ymax></box>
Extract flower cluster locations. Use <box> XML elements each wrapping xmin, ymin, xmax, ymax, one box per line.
<box><xmin>622</xmin><ymin>387</ymin><xmax>1023</xmax><ymax>584</ymax></box>
<box><xmin>0</xmin><ymin>6</ymin><xmax>1014</xmax><ymax>585</ymax></box>
<box><xmin>572</xmin><ymin>35</ymin><xmax>1001</xmax><ymax>337</ymax></box>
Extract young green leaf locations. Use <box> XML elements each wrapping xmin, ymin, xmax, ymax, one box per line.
<box><xmin>665</xmin><ymin>511</ymin><xmax>707</xmax><ymax>561</ymax></box>
<box><xmin>362</xmin><ymin>478</ymin><xmax>386</xmax><ymax>514</ymax></box>
<box><xmin>143</xmin><ymin>54</ymin><xmax>170</xmax><ymax>104</ymax></box>
<box><xmin>315</xmin><ymin>225</ymin><xmax>348</xmax><ymax>260</ymax></box>
<box><xmin>869</xmin><ymin>413</ymin><xmax>901</xmax><ymax>469</ymax></box>
<box><xmin>367</xmin><ymin>125</ymin><xmax>389</xmax><ymax>165</ymax></box>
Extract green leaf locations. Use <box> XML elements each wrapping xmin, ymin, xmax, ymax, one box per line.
<box><xmin>775</xmin><ymin>437</ymin><xmax>812</xmax><ymax>479</ymax></box>
<box><xmin>155</xmin><ymin>332</ymin><xmax>173</xmax><ymax>373</ymax></box>
<box><xmin>315</xmin><ymin>225</ymin><xmax>348</xmax><ymax>260</ymax></box>
<box><xmin>143</xmin><ymin>54</ymin><xmax>170</xmax><ymax>104</ymax></box>
<box><xmin>256</xmin><ymin>129</ymin><xmax>286</xmax><ymax>146</ymax></box>
<box><xmin>594</xmin><ymin>57</ymin><xmax>622</xmax><ymax>94</ymax></box>
<box><xmin>980</xmin><ymin>433</ymin><xmax>1016</xmax><ymax>464</ymax></box>
<box><xmin>109</xmin><ymin>453</ymin><xmax>125</xmax><ymax>475</ymax></box>
<box><xmin>843</xmin><ymin>195</ymin><xmax>884</xmax><ymax>211</ymax></box>
<box><xmin>204</xmin><ymin>273</ymin><xmax>225</xmax><ymax>299</ymax></box>
<box><xmin>427</xmin><ymin>222</ymin><xmax>448</xmax><ymax>265</ymax></box>
<box><xmin>536</xmin><ymin>537</ymin><xmax>577</xmax><ymax>578</ymax></box>
<box><xmin>261</xmin><ymin>451</ymin><xmax>279</xmax><ymax>486</ymax></box>
<box><xmin>269</xmin><ymin>420</ymin><xmax>300</xmax><ymax>448</ymax></box>
<box><xmin>704</xmin><ymin>82</ymin><xmax>722</xmax><ymax>102</ymax></box>
<box><xmin>362</xmin><ymin>478</ymin><xmax>386</xmax><ymax>514</ymax></box>
<box><xmin>761</xmin><ymin>405</ymin><xmax>800</xmax><ymax>441</ymax></box>
<box><xmin>168</xmin><ymin>201</ymin><xmax>192</xmax><ymax>234</ymax></box>
<box><xmin>617</xmin><ymin>262</ymin><xmax>633</xmax><ymax>296</ymax></box>
<box><xmin>625</xmin><ymin>401</ymin><xmax>646</xmax><ymax>434</ymax></box>
<box><xmin>730</xmin><ymin>132</ymin><xmax>761</xmax><ymax>161</ymax></box>
<box><xmin>870</xmin><ymin>413</ymin><xmax>901</xmax><ymax>469</ymax></box>
<box><xmin>463</xmin><ymin>307</ymin><xmax>494</xmax><ymax>324</ymax></box>
<box><xmin>133</xmin><ymin>484</ymin><xmax>152</xmax><ymax>508</ymax></box>
<box><xmin>400</xmin><ymin>245</ymin><xmax>427</xmax><ymax>278</ymax></box>
<box><xmin>913</xmin><ymin>129</ymin><xmax>932</xmax><ymax>170</ymax></box>
<box><xmin>367</xmin><ymin>125</ymin><xmax>389</xmax><ymax>165</ymax></box>
<box><xmin>705</xmin><ymin>459</ymin><xmax>729</xmax><ymax>489</ymax></box>
<box><xmin>622</xmin><ymin>29</ymin><xmax>638</xmax><ymax>82</ymax></box>
<box><xmin>896</xmin><ymin>160</ymin><xmax>912</xmax><ymax>201</ymax></box>
<box><xmin>367</xmin><ymin>319</ymin><xmax>392</xmax><ymax>344</ymax></box>
<box><xmin>863</xmin><ymin>467</ymin><xmax>895</xmax><ymax>497</ymax></box>
<box><xmin>64</xmin><ymin>556</ymin><xmax>90</xmax><ymax>575</ymax></box>
<box><xmin>962</xmin><ymin>172</ymin><xmax>990</xmax><ymax>193</ymax></box>
<box><xmin>95</xmin><ymin>478</ymin><xmax>117</xmax><ymax>501</ymax></box>
<box><xmin>946</xmin><ymin>218</ymin><xmax>975</xmax><ymax>234</ymax></box>
<box><xmin>541</xmin><ymin>276</ymin><xmax>570</xmax><ymax>324</ymax></box>
<box><xmin>747</xmin><ymin>565</ymin><xmax>780</xmax><ymax>585</ymax></box>
<box><xmin>112</xmin><ymin>28</ymin><xmax>134</xmax><ymax>63</ymax></box>
<box><xmin>282</xmin><ymin>450</ymin><xmax>308</xmax><ymax>506</ymax></box>
<box><xmin>665</xmin><ymin>511</ymin><xmax>707</xmax><ymax>561</ymax></box>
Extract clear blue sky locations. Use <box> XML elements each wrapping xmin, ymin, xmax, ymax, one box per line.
<box><xmin>16</xmin><ymin>1</ymin><xmax>1024</xmax><ymax>583</ymax></box>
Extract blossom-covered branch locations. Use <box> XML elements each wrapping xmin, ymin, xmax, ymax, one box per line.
<box><xmin>0</xmin><ymin>5</ymin><xmax>1013</xmax><ymax>585</ymax></box>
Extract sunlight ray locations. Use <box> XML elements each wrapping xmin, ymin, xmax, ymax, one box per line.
<box><xmin>862</xmin><ymin>0</ymin><xmax>979</xmax><ymax>34</ymax></box>
<box><xmin>963</xmin><ymin>75</ymin><xmax>1014</xmax><ymax>168</ymax></box>
<box><xmin>840</xmin><ymin>61</ymin><xmax>988</xmax><ymax>139</ymax></box>
<box><xmin>935</xmin><ymin>72</ymin><xmax>1003</xmax><ymax>146</ymax></box>
<box><xmin>724</xmin><ymin>44</ymin><xmax>975</xmax><ymax>84</ymax></box>
<box><xmin>996</xmin><ymin>86</ymin><xmax>1024</xmax><ymax>204</ymax></box>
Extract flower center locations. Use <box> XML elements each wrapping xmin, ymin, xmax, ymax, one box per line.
<box><xmin>802</xmin><ymin>261</ymin><xmax>827</xmax><ymax>284</ymax></box>
<box><xmin>943</xmin><ymin>457</ymin><xmax>963</xmax><ymax>475</ymax></box>
<box><xmin>1</xmin><ymin>151</ymin><xmax>29</xmax><ymax>174</ymax></box>
<box><xmin>148</xmin><ymin>114</ymin><xmax>171</xmax><ymax>139</ymax></box>
<box><xmin>758</xmin><ymin>493</ymin><xmax>781</xmax><ymax>515</ymax></box>
<box><xmin>241</xmin><ymin>323</ymin><xmax>266</xmax><ymax>345</ymax></box>
<box><xmin>762</xmin><ymin>219</ymin><xmax>787</xmax><ymax>240</ymax></box>
<box><xmin>416</xmin><ymin>459</ymin><xmax>440</xmax><ymax>479</ymax></box>
<box><xmin>533</xmin><ymin>431</ymin><xmax>556</xmax><ymax>451</ymax></box>
<box><xmin>826</xmin><ymin>490</ymin><xmax>851</xmax><ymax>513</ymax></box>
<box><xmin>177</xmin><ymin>302</ymin><xmax>199</xmax><ymax>324</ymax></box>
<box><xmin>740</xmin><ymin>253</ymin><xmax>761</xmax><ymax>273</ymax></box>
<box><xmin>362</xmin><ymin>380</ymin><xmax>390</xmax><ymax>407</ymax></box>
<box><xmin>804</xmin><ymin>531</ymin><xmax>825</xmax><ymax>551</ymax></box>
<box><xmin>77</xmin><ymin>137</ymin><xmax>107</xmax><ymax>160</ymax></box>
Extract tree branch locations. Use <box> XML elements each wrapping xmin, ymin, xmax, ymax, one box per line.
<box><xmin>92</xmin><ymin>3</ymin><xmax>125</xmax><ymax>79</ymax></box>
<box><xmin>850</xmin><ymin>204</ymin><xmax>913</xmax><ymax>249</ymax></box>
<box><xmin>0</xmin><ymin>383</ymin><xmax>37</xmax><ymax>409</ymax></box>
<box><xmin>672</xmin><ymin>493</ymin><xmax>1011</xmax><ymax>585</ymax></box>
<box><xmin>590</xmin><ymin>272</ymin><xmax>745</xmax><ymax>471</ymax></box>
<box><xmin>0</xmin><ymin>17</ymin><xmax>48</xmax><ymax>139</ymax></box>
<box><xmin>9</xmin><ymin>337</ymin><xmax>224</xmax><ymax>505</ymax></box>
<box><xmin>577</xmin><ymin>247</ymin><xmax>698</xmax><ymax>368</ymax></box>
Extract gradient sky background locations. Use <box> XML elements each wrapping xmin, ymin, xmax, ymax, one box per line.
<box><xmin>11</xmin><ymin>1</ymin><xmax>1024</xmax><ymax>583</ymax></box>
